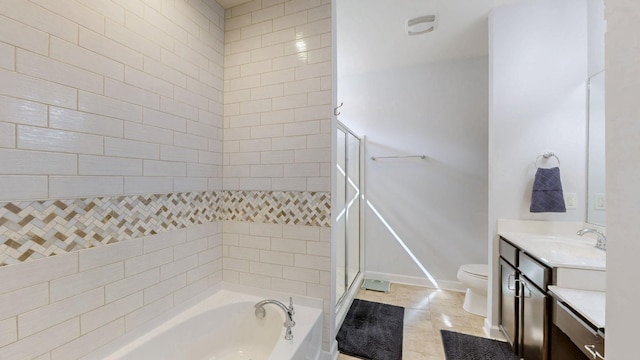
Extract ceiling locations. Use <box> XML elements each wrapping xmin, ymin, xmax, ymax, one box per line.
<box><xmin>337</xmin><ymin>0</ymin><xmax>524</xmax><ymax>77</ymax></box>
<box><xmin>218</xmin><ymin>0</ymin><xmax>525</xmax><ymax>76</ymax></box>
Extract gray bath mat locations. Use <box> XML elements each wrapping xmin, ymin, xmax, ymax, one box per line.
<box><xmin>440</xmin><ymin>330</ymin><xmax>518</xmax><ymax>360</ymax></box>
<box><xmin>336</xmin><ymin>299</ymin><xmax>404</xmax><ymax>360</ymax></box>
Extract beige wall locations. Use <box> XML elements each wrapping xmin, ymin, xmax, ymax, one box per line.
<box><xmin>604</xmin><ymin>0</ymin><xmax>640</xmax><ymax>358</ymax></box>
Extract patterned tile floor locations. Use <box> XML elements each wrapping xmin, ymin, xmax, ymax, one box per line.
<box><xmin>337</xmin><ymin>283</ymin><xmax>487</xmax><ymax>360</ymax></box>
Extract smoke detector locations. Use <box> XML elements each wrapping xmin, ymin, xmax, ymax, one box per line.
<box><xmin>406</xmin><ymin>14</ymin><xmax>438</xmax><ymax>35</ymax></box>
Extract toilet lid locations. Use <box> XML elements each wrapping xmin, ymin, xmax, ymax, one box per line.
<box><xmin>460</xmin><ymin>264</ymin><xmax>488</xmax><ymax>278</ymax></box>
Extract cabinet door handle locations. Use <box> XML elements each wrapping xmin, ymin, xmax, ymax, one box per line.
<box><xmin>513</xmin><ymin>278</ymin><xmax>527</xmax><ymax>299</ymax></box>
<box><xmin>584</xmin><ymin>344</ymin><xmax>605</xmax><ymax>359</ymax></box>
<box><xmin>507</xmin><ymin>274</ymin><xmax>519</xmax><ymax>290</ymax></box>
<box><xmin>521</xmin><ymin>280</ymin><xmax>531</xmax><ymax>298</ymax></box>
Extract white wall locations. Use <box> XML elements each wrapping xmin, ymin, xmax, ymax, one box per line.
<box><xmin>604</xmin><ymin>0</ymin><xmax>640</xmax><ymax>357</ymax></box>
<box><xmin>488</xmin><ymin>0</ymin><xmax>589</xmax><ymax>329</ymax></box>
<box><xmin>490</xmin><ymin>0</ymin><xmax>588</xmax><ymax>223</ymax></box>
<box><xmin>338</xmin><ymin>56</ymin><xmax>489</xmax><ymax>286</ymax></box>
<box><xmin>587</xmin><ymin>0</ymin><xmax>605</xmax><ymax>77</ymax></box>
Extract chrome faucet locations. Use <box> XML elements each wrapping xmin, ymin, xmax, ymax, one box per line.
<box><xmin>254</xmin><ymin>297</ymin><xmax>296</xmax><ymax>340</ymax></box>
<box><xmin>577</xmin><ymin>228</ymin><xmax>607</xmax><ymax>251</ymax></box>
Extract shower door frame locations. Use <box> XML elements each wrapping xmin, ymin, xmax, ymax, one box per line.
<box><xmin>335</xmin><ymin>121</ymin><xmax>364</xmax><ymax>308</ymax></box>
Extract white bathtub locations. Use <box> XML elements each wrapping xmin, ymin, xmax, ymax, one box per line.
<box><xmin>84</xmin><ymin>286</ymin><xmax>323</xmax><ymax>360</ymax></box>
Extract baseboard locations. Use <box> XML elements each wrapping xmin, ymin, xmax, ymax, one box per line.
<box><xmin>483</xmin><ymin>318</ymin><xmax>506</xmax><ymax>340</ymax></box>
<box><xmin>364</xmin><ymin>271</ymin><xmax>466</xmax><ymax>292</ymax></box>
<box><xmin>322</xmin><ymin>339</ymin><xmax>338</xmax><ymax>360</ymax></box>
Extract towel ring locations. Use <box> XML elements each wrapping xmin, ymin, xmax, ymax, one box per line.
<box><xmin>535</xmin><ymin>152</ymin><xmax>560</xmax><ymax>168</ymax></box>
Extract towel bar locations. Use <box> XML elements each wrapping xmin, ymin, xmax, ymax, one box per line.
<box><xmin>371</xmin><ymin>155</ymin><xmax>426</xmax><ymax>160</ymax></box>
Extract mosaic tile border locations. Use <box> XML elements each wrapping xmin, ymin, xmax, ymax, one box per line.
<box><xmin>0</xmin><ymin>190</ymin><xmax>330</xmax><ymax>266</ymax></box>
<box><xmin>224</xmin><ymin>190</ymin><xmax>331</xmax><ymax>227</ymax></box>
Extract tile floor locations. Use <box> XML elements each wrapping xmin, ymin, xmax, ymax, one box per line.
<box><xmin>337</xmin><ymin>283</ymin><xmax>487</xmax><ymax>360</ymax></box>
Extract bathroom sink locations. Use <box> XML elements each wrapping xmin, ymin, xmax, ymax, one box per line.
<box><xmin>525</xmin><ymin>237</ymin><xmax>605</xmax><ymax>264</ymax></box>
<box><xmin>499</xmin><ymin>233</ymin><xmax>606</xmax><ymax>270</ymax></box>
<box><xmin>500</xmin><ymin>232</ymin><xmax>607</xmax><ymax>291</ymax></box>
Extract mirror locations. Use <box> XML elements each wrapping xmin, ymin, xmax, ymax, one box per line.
<box><xmin>587</xmin><ymin>71</ymin><xmax>605</xmax><ymax>226</ymax></box>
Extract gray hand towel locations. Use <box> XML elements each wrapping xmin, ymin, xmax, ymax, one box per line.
<box><xmin>530</xmin><ymin>167</ymin><xmax>566</xmax><ymax>213</ymax></box>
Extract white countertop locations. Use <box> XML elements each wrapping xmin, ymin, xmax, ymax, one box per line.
<box><xmin>499</xmin><ymin>231</ymin><xmax>606</xmax><ymax>270</ymax></box>
<box><xmin>549</xmin><ymin>285</ymin><xmax>606</xmax><ymax>330</ymax></box>
<box><xmin>497</xmin><ymin>221</ymin><xmax>607</xmax><ymax>331</ymax></box>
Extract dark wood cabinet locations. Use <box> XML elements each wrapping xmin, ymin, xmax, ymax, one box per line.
<box><xmin>499</xmin><ymin>237</ymin><xmax>551</xmax><ymax>360</ymax></box>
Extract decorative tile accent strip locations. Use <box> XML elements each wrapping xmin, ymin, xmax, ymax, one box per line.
<box><xmin>224</xmin><ymin>191</ymin><xmax>331</xmax><ymax>227</ymax></box>
<box><xmin>0</xmin><ymin>192</ymin><xmax>224</xmax><ymax>266</ymax></box>
<box><xmin>0</xmin><ymin>190</ymin><xmax>330</xmax><ymax>266</ymax></box>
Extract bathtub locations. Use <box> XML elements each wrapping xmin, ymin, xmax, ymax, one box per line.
<box><xmin>84</xmin><ymin>285</ymin><xmax>323</xmax><ymax>360</ymax></box>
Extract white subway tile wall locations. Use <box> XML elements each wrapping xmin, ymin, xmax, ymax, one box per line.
<box><xmin>0</xmin><ymin>223</ymin><xmax>223</xmax><ymax>359</ymax></box>
<box><xmin>0</xmin><ymin>0</ymin><xmax>334</xmax><ymax>357</ymax></box>
<box><xmin>0</xmin><ymin>5</ymin><xmax>224</xmax><ymax>201</ymax></box>
<box><xmin>223</xmin><ymin>0</ymin><xmax>331</xmax><ymax>192</ymax></box>
<box><xmin>0</xmin><ymin>0</ymin><xmax>226</xmax><ymax>358</ymax></box>
<box><xmin>222</xmin><ymin>0</ymin><xmax>333</xmax><ymax>352</ymax></box>
<box><xmin>223</xmin><ymin>220</ymin><xmax>332</xmax><ymax>350</ymax></box>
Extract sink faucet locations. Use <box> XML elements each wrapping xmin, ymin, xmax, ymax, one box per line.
<box><xmin>577</xmin><ymin>228</ymin><xmax>606</xmax><ymax>251</ymax></box>
<box><xmin>254</xmin><ymin>297</ymin><xmax>296</xmax><ymax>340</ymax></box>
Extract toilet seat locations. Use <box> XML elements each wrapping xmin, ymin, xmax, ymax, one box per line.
<box><xmin>459</xmin><ymin>264</ymin><xmax>488</xmax><ymax>279</ymax></box>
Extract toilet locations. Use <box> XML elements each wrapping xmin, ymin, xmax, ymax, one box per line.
<box><xmin>457</xmin><ymin>264</ymin><xmax>488</xmax><ymax>317</ymax></box>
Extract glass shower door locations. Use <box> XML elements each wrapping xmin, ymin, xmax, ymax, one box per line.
<box><xmin>335</xmin><ymin>123</ymin><xmax>361</xmax><ymax>304</ymax></box>
<box><xmin>335</xmin><ymin>128</ymin><xmax>347</xmax><ymax>302</ymax></box>
<box><xmin>345</xmin><ymin>132</ymin><xmax>360</xmax><ymax>289</ymax></box>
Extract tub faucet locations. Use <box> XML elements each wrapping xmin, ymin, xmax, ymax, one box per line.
<box><xmin>577</xmin><ymin>228</ymin><xmax>607</xmax><ymax>251</ymax></box>
<box><xmin>254</xmin><ymin>297</ymin><xmax>296</xmax><ymax>340</ymax></box>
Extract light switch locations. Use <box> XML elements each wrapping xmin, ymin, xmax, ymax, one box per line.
<box><xmin>565</xmin><ymin>193</ymin><xmax>577</xmax><ymax>209</ymax></box>
<box><xmin>595</xmin><ymin>193</ymin><xmax>606</xmax><ymax>210</ymax></box>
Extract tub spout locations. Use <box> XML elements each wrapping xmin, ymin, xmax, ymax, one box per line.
<box><xmin>254</xmin><ymin>297</ymin><xmax>296</xmax><ymax>340</ymax></box>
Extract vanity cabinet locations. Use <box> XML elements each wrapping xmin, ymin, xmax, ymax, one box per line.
<box><xmin>551</xmin><ymin>294</ymin><xmax>605</xmax><ymax>360</ymax></box>
<box><xmin>500</xmin><ymin>258</ymin><xmax>518</xmax><ymax>347</ymax></box>
<box><xmin>499</xmin><ymin>237</ymin><xmax>552</xmax><ymax>360</ymax></box>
